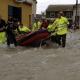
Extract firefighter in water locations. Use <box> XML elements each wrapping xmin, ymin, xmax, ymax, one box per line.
<box><xmin>18</xmin><ymin>23</ymin><xmax>31</xmax><ymax>34</ymax></box>
<box><xmin>0</xmin><ymin>16</ymin><xmax>6</xmax><ymax>44</ymax></box>
<box><xmin>6</xmin><ymin>17</ymin><xmax>18</xmax><ymax>47</ymax></box>
<box><xmin>48</xmin><ymin>11</ymin><xmax>69</xmax><ymax>48</ymax></box>
<box><xmin>53</xmin><ymin>11</ymin><xmax>69</xmax><ymax>47</ymax></box>
<box><xmin>32</xmin><ymin>18</ymin><xmax>42</xmax><ymax>32</ymax></box>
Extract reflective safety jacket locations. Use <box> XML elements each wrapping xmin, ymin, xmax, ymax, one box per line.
<box><xmin>0</xmin><ymin>32</ymin><xmax>6</xmax><ymax>44</ymax></box>
<box><xmin>53</xmin><ymin>16</ymin><xmax>69</xmax><ymax>35</ymax></box>
<box><xmin>47</xmin><ymin>24</ymin><xmax>54</xmax><ymax>32</ymax></box>
<box><xmin>47</xmin><ymin>24</ymin><xmax>57</xmax><ymax>36</ymax></box>
<box><xmin>32</xmin><ymin>21</ymin><xmax>42</xmax><ymax>31</ymax></box>
<box><xmin>19</xmin><ymin>26</ymin><xmax>31</xmax><ymax>33</ymax></box>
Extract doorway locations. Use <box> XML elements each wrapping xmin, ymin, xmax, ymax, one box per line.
<box><xmin>8</xmin><ymin>5</ymin><xmax>22</xmax><ymax>22</ymax></box>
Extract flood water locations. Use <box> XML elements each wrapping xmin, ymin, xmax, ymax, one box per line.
<box><xmin>0</xmin><ymin>30</ymin><xmax>80</xmax><ymax>80</ymax></box>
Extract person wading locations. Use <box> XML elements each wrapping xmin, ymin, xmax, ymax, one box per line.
<box><xmin>32</xmin><ymin>18</ymin><xmax>42</xmax><ymax>32</ymax></box>
<box><xmin>0</xmin><ymin>16</ymin><xmax>6</xmax><ymax>44</ymax></box>
<box><xmin>52</xmin><ymin>11</ymin><xmax>69</xmax><ymax>48</ymax></box>
<box><xmin>6</xmin><ymin>17</ymin><xmax>18</xmax><ymax>47</ymax></box>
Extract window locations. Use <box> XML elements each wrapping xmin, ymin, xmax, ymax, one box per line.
<box><xmin>66</xmin><ymin>11</ymin><xmax>73</xmax><ymax>18</ymax></box>
<box><xmin>50</xmin><ymin>12</ymin><xmax>55</xmax><ymax>18</ymax></box>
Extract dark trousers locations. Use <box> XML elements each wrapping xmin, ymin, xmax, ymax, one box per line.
<box><xmin>51</xmin><ymin>36</ymin><xmax>57</xmax><ymax>43</ymax></box>
<box><xmin>56</xmin><ymin>34</ymin><xmax>66</xmax><ymax>47</ymax></box>
<box><xmin>7</xmin><ymin>32</ymin><xmax>17</xmax><ymax>47</ymax></box>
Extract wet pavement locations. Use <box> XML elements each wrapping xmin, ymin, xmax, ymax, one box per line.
<box><xmin>0</xmin><ymin>30</ymin><xmax>80</xmax><ymax>80</ymax></box>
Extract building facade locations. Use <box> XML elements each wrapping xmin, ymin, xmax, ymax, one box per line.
<box><xmin>31</xmin><ymin>0</ymin><xmax>37</xmax><ymax>24</ymax></box>
<box><xmin>0</xmin><ymin>0</ymin><xmax>37</xmax><ymax>27</ymax></box>
<box><xmin>25</xmin><ymin>0</ymin><xmax>37</xmax><ymax>24</ymax></box>
<box><xmin>46</xmin><ymin>4</ymin><xmax>80</xmax><ymax>26</ymax></box>
<box><xmin>73</xmin><ymin>4</ymin><xmax>80</xmax><ymax>26</ymax></box>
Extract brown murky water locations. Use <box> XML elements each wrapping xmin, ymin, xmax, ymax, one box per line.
<box><xmin>0</xmin><ymin>30</ymin><xmax>80</xmax><ymax>80</ymax></box>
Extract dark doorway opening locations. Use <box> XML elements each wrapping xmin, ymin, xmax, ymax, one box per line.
<box><xmin>8</xmin><ymin>5</ymin><xmax>22</xmax><ymax>22</ymax></box>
